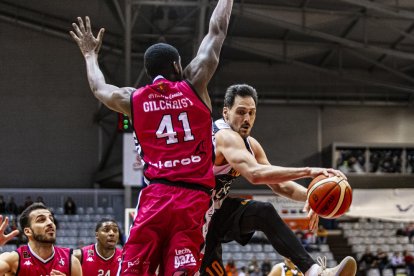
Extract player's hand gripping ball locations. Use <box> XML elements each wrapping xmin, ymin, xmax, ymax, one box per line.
<box><xmin>307</xmin><ymin>174</ymin><xmax>352</xmax><ymax>219</ymax></box>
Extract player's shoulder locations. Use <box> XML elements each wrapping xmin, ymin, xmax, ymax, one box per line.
<box><xmin>0</xmin><ymin>250</ymin><xmax>19</xmax><ymax>260</ymax></box>
<box><xmin>0</xmin><ymin>250</ymin><xmax>19</xmax><ymax>271</ymax></box>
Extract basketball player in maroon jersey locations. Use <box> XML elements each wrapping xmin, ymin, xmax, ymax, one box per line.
<box><xmin>70</xmin><ymin>0</ymin><xmax>233</xmax><ymax>274</ymax></box>
<box><xmin>0</xmin><ymin>203</ymin><xmax>82</xmax><ymax>275</ymax></box>
<box><xmin>200</xmin><ymin>84</ymin><xmax>356</xmax><ymax>276</ymax></box>
<box><xmin>73</xmin><ymin>218</ymin><xmax>122</xmax><ymax>276</ymax></box>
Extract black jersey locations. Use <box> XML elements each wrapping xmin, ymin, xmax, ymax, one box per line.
<box><xmin>213</xmin><ymin>118</ymin><xmax>253</xmax><ymax>206</ymax></box>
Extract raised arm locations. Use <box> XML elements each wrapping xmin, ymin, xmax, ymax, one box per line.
<box><xmin>183</xmin><ymin>0</ymin><xmax>233</xmax><ymax>109</ymax></box>
<box><xmin>0</xmin><ymin>215</ymin><xmax>19</xmax><ymax>246</ymax></box>
<box><xmin>70</xmin><ymin>16</ymin><xmax>134</xmax><ymax>117</ymax></box>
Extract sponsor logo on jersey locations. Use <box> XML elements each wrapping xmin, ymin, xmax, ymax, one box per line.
<box><xmin>148</xmin><ymin>155</ymin><xmax>201</xmax><ymax>169</ymax></box>
<box><xmin>86</xmin><ymin>257</ymin><xmax>94</xmax><ymax>262</ymax></box>
<box><xmin>24</xmin><ymin>260</ymin><xmax>32</xmax><ymax>266</ymax></box>
<box><xmin>174</xmin><ymin>248</ymin><xmax>196</xmax><ymax>269</ymax></box>
<box><xmin>58</xmin><ymin>258</ymin><xmax>65</xmax><ymax>266</ymax></box>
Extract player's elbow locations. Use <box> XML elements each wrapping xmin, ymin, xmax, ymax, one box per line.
<box><xmin>245</xmin><ymin>168</ymin><xmax>265</xmax><ymax>185</ymax></box>
<box><xmin>209</xmin><ymin>15</ymin><xmax>230</xmax><ymax>37</ymax></box>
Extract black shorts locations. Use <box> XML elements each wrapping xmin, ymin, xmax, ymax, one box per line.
<box><xmin>200</xmin><ymin>197</ymin><xmax>256</xmax><ymax>275</ymax></box>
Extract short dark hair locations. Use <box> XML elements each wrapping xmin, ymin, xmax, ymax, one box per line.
<box><xmin>95</xmin><ymin>218</ymin><xmax>119</xmax><ymax>232</ymax></box>
<box><xmin>144</xmin><ymin>43</ymin><xmax>180</xmax><ymax>79</ymax></box>
<box><xmin>223</xmin><ymin>84</ymin><xmax>258</xmax><ymax>108</ymax></box>
<box><xmin>19</xmin><ymin>202</ymin><xmax>50</xmax><ymax>229</ymax></box>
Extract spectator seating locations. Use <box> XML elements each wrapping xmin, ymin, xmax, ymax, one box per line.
<box><xmin>339</xmin><ymin>219</ymin><xmax>414</xmax><ymax>260</ymax></box>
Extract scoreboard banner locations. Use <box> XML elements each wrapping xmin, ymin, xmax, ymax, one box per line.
<box><xmin>347</xmin><ymin>188</ymin><xmax>414</xmax><ymax>222</ymax></box>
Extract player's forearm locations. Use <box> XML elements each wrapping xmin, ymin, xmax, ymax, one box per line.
<box><xmin>248</xmin><ymin>165</ymin><xmax>311</xmax><ymax>185</ymax></box>
<box><xmin>209</xmin><ymin>0</ymin><xmax>233</xmax><ymax>36</ymax></box>
<box><xmin>84</xmin><ymin>53</ymin><xmax>109</xmax><ymax>102</ymax></box>
<box><xmin>268</xmin><ymin>181</ymin><xmax>307</xmax><ymax>202</ymax></box>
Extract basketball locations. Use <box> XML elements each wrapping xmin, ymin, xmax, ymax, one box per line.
<box><xmin>307</xmin><ymin>174</ymin><xmax>352</xmax><ymax>219</ymax></box>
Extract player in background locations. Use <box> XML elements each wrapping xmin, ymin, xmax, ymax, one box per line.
<box><xmin>73</xmin><ymin>218</ymin><xmax>122</xmax><ymax>276</ymax></box>
<box><xmin>70</xmin><ymin>0</ymin><xmax>233</xmax><ymax>273</ymax></box>
<box><xmin>200</xmin><ymin>84</ymin><xmax>356</xmax><ymax>276</ymax></box>
<box><xmin>0</xmin><ymin>203</ymin><xmax>82</xmax><ymax>275</ymax></box>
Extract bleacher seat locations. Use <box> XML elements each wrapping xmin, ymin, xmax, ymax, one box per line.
<box><xmin>383</xmin><ymin>268</ymin><xmax>394</xmax><ymax>276</ymax></box>
<box><xmin>252</xmin><ymin>244</ymin><xmax>263</xmax><ymax>252</ymax></box>
<box><xmin>397</xmin><ymin>236</ymin><xmax>409</xmax><ymax>244</ymax></box>
<box><xmin>367</xmin><ymin>268</ymin><xmax>381</xmax><ymax>276</ymax></box>
<box><xmin>77</xmin><ymin>207</ymin><xmax>84</xmax><ymax>215</ymax></box>
<box><xmin>256</xmin><ymin>252</ymin><xmax>267</xmax><ymax>261</ymax></box>
<box><xmin>96</xmin><ymin>207</ymin><xmax>104</xmax><ymax>215</ymax></box>
<box><xmin>241</xmin><ymin>244</ymin><xmax>252</xmax><ymax>252</ymax></box>
<box><xmin>55</xmin><ymin>207</ymin><xmax>64</xmax><ymax>215</ymax></box>
<box><xmin>86</xmin><ymin>207</ymin><xmax>94</xmax><ymax>215</ymax></box>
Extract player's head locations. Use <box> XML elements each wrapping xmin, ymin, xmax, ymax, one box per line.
<box><xmin>223</xmin><ymin>84</ymin><xmax>258</xmax><ymax>138</ymax></box>
<box><xmin>144</xmin><ymin>43</ymin><xmax>182</xmax><ymax>81</ymax></box>
<box><xmin>19</xmin><ymin>202</ymin><xmax>56</xmax><ymax>244</ymax></box>
<box><xmin>95</xmin><ymin>218</ymin><xmax>120</xmax><ymax>250</ymax></box>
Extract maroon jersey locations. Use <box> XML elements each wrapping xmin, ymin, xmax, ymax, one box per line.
<box><xmin>16</xmin><ymin>245</ymin><xmax>71</xmax><ymax>276</ymax></box>
<box><xmin>80</xmin><ymin>244</ymin><xmax>122</xmax><ymax>276</ymax></box>
<box><xmin>131</xmin><ymin>77</ymin><xmax>215</xmax><ymax>189</ymax></box>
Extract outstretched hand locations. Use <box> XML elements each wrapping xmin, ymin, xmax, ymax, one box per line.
<box><xmin>70</xmin><ymin>16</ymin><xmax>105</xmax><ymax>57</ymax></box>
<box><xmin>0</xmin><ymin>215</ymin><xmax>19</xmax><ymax>246</ymax></box>
<box><xmin>303</xmin><ymin>200</ymin><xmax>319</xmax><ymax>232</ymax></box>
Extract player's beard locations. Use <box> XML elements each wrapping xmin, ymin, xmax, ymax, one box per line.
<box><xmin>32</xmin><ymin>230</ymin><xmax>56</xmax><ymax>244</ymax></box>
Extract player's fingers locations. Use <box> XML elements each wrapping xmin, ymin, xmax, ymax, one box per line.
<box><xmin>69</xmin><ymin>31</ymin><xmax>80</xmax><ymax>43</ymax></box>
<box><xmin>72</xmin><ymin>23</ymin><xmax>83</xmax><ymax>38</ymax></box>
<box><xmin>308</xmin><ymin>210</ymin><xmax>318</xmax><ymax>232</ymax></box>
<box><xmin>303</xmin><ymin>200</ymin><xmax>310</xmax><ymax>212</ymax></box>
<box><xmin>4</xmin><ymin>230</ymin><xmax>19</xmax><ymax>242</ymax></box>
<box><xmin>85</xmin><ymin>16</ymin><xmax>92</xmax><ymax>34</ymax></box>
<box><xmin>312</xmin><ymin>214</ymin><xmax>319</xmax><ymax>232</ymax></box>
<box><xmin>0</xmin><ymin>216</ymin><xmax>8</xmax><ymax>233</ymax></box>
<box><xmin>77</xmin><ymin>17</ymin><xmax>86</xmax><ymax>34</ymax></box>
<box><xmin>96</xmin><ymin>28</ymin><xmax>105</xmax><ymax>53</ymax></box>
<box><xmin>338</xmin><ymin>170</ymin><xmax>348</xmax><ymax>180</ymax></box>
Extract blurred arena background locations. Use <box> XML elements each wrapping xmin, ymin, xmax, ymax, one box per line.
<box><xmin>1</xmin><ymin>0</ymin><xmax>414</xmax><ymax>275</ymax></box>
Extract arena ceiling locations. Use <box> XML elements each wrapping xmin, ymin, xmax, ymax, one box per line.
<box><xmin>2</xmin><ymin>0</ymin><xmax>414</xmax><ymax>106</ymax></box>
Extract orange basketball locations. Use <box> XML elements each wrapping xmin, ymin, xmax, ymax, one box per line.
<box><xmin>307</xmin><ymin>174</ymin><xmax>352</xmax><ymax>219</ymax></box>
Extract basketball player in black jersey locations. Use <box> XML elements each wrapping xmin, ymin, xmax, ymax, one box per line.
<box><xmin>200</xmin><ymin>84</ymin><xmax>356</xmax><ymax>276</ymax></box>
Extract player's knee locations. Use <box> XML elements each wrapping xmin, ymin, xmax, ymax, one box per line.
<box><xmin>257</xmin><ymin>202</ymin><xmax>278</xmax><ymax>218</ymax></box>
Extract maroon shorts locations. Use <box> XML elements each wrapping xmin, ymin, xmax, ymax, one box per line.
<box><xmin>119</xmin><ymin>183</ymin><xmax>213</xmax><ymax>276</ymax></box>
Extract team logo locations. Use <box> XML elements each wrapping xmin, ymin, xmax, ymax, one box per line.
<box><xmin>23</xmin><ymin>251</ymin><xmax>30</xmax><ymax>258</ymax></box>
<box><xmin>87</xmin><ymin>249</ymin><xmax>94</xmax><ymax>257</ymax></box>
